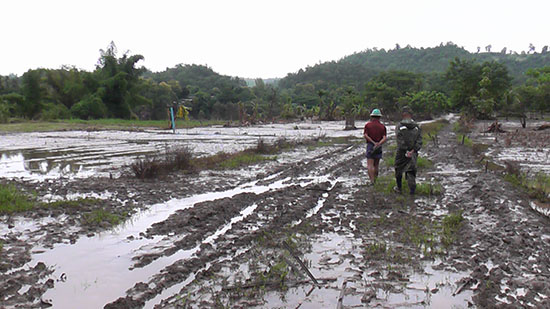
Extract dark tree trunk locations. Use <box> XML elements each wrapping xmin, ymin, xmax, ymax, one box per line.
<box><xmin>344</xmin><ymin>115</ymin><xmax>356</xmax><ymax>130</ymax></box>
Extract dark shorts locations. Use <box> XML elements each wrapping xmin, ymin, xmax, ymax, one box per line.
<box><xmin>366</xmin><ymin>143</ymin><xmax>382</xmax><ymax>159</ymax></box>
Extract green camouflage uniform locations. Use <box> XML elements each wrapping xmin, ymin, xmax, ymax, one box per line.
<box><xmin>394</xmin><ymin>118</ymin><xmax>422</xmax><ymax>194</ymax></box>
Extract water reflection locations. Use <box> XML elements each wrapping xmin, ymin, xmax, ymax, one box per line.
<box><xmin>0</xmin><ymin>151</ymin><xmax>92</xmax><ymax>180</ymax></box>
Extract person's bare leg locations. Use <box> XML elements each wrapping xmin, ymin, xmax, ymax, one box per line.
<box><xmin>367</xmin><ymin>158</ymin><xmax>375</xmax><ymax>184</ymax></box>
<box><xmin>373</xmin><ymin>158</ymin><xmax>381</xmax><ymax>180</ymax></box>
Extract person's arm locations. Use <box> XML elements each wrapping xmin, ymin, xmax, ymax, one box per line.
<box><xmin>364</xmin><ymin>133</ymin><xmax>377</xmax><ymax>144</ymax></box>
<box><xmin>377</xmin><ymin>126</ymin><xmax>388</xmax><ymax>146</ymax></box>
<box><xmin>363</xmin><ymin>126</ymin><xmax>375</xmax><ymax>144</ymax></box>
<box><xmin>376</xmin><ymin>134</ymin><xmax>387</xmax><ymax>146</ymax></box>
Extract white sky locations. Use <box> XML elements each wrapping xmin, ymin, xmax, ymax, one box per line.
<box><xmin>1</xmin><ymin>0</ymin><xmax>549</xmax><ymax>78</ymax></box>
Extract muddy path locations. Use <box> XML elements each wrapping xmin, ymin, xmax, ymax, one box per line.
<box><xmin>1</xmin><ymin>118</ymin><xmax>550</xmax><ymax>308</ymax></box>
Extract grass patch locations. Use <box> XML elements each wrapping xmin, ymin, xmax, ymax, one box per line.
<box><xmin>417</xmin><ymin>157</ymin><xmax>433</xmax><ymax>169</ymax></box>
<box><xmin>0</xmin><ymin>184</ymin><xmax>33</xmax><ymax>214</ymax></box>
<box><xmin>402</xmin><ymin>211</ymin><xmax>464</xmax><ymax>257</ymax></box>
<box><xmin>505</xmin><ymin>172</ymin><xmax>550</xmax><ymax>202</ymax></box>
<box><xmin>373</xmin><ymin>175</ymin><xmax>442</xmax><ymax>196</ymax></box>
<box><xmin>365</xmin><ymin>241</ymin><xmax>388</xmax><ymax>256</ymax></box>
<box><xmin>218</xmin><ymin>153</ymin><xmax>277</xmax><ymax>169</ymax></box>
<box><xmin>0</xmin><ymin>118</ymin><xmax>226</xmax><ymax>133</ymax></box>
<box><xmin>528</xmin><ymin>173</ymin><xmax>550</xmax><ymax>201</ymax></box>
<box><xmin>421</xmin><ymin>119</ymin><xmax>449</xmax><ymax>139</ymax></box>
<box><xmin>456</xmin><ymin>134</ymin><xmax>473</xmax><ymax>147</ymax></box>
<box><xmin>130</xmin><ymin>137</ymin><xmax>330</xmax><ymax>178</ymax></box>
<box><xmin>82</xmin><ymin>209</ymin><xmax>122</xmax><ymax>226</ymax></box>
<box><xmin>472</xmin><ymin>143</ymin><xmax>489</xmax><ymax>155</ymax></box>
<box><xmin>384</xmin><ymin>155</ymin><xmax>432</xmax><ymax>169</ymax></box>
<box><xmin>441</xmin><ymin>211</ymin><xmax>464</xmax><ymax>247</ymax></box>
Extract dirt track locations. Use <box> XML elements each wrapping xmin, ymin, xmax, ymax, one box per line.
<box><xmin>1</xmin><ymin>119</ymin><xmax>550</xmax><ymax>308</ymax></box>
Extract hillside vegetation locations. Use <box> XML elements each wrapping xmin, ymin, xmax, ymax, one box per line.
<box><xmin>1</xmin><ymin>42</ymin><xmax>549</xmax><ymax>127</ymax></box>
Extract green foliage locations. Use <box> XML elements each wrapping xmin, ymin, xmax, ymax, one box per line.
<box><xmin>70</xmin><ymin>94</ymin><xmax>108</xmax><ymax>119</ymax></box>
<box><xmin>21</xmin><ymin>69</ymin><xmax>45</xmax><ymax>119</ymax></box>
<box><xmin>0</xmin><ymin>93</ymin><xmax>24</xmax><ymax>123</ymax></box>
<box><xmin>399</xmin><ymin>91</ymin><xmax>450</xmax><ymax>118</ymax></box>
<box><xmin>446</xmin><ymin>58</ymin><xmax>511</xmax><ymax>118</ymax></box>
<box><xmin>0</xmin><ymin>102</ymin><xmax>10</xmax><ymax>123</ymax></box>
<box><xmin>0</xmin><ymin>184</ymin><xmax>33</xmax><ymax>214</ymax></box>
<box><xmin>518</xmin><ymin>67</ymin><xmax>550</xmax><ymax>115</ymax></box>
<box><xmin>40</xmin><ymin>103</ymin><xmax>70</xmax><ymax>120</ymax></box>
<box><xmin>3</xmin><ymin>44</ymin><xmax>549</xmax><ymax>123</ymax></box>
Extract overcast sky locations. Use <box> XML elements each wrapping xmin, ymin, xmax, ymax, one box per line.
<box><xmin>1</xmin><ymin>0</ymin><xmax>549</xmax><ymax>78</ymax></box>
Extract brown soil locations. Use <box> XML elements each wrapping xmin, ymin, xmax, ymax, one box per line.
<box><xmin>1</xmin><ymin>120</ymin><xmax>550</xmax><ymax>308</ymax></box>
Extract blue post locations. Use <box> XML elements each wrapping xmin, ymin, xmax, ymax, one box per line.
<box><xmin>170</xmin><ymin>107</ymin><xmax>176</xmax><ymax>134</ymax></box>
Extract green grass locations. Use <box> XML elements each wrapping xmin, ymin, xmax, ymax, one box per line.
<box><xmin>365</xmin><ymin>241</ymin><xmax>388</xmax><ymax>256</ymax></box>
<box><xmin>528</xmin><ymin>173</ymin><xmax>550</xmax><ymax>201</ymax></box>
<box><xmin>402</xmin><ymin>211</ymin><xmax>464</xmax><ymax>256</ymax></box>
<box><xmin>386</xmin><ymin>156</ymin><xmax>433</xmax><ymax>169</ymax></box>
<box><xmin>374</xmin><ymin>175</ymin><xmax>442</xmax><ymax>196</ymax></box>
<box><xmin>457</xmin><ymin>134</ymin><xmax>473</xmax><ymax>147</ymax></box>
<box><xmin>0</xmin><ymin>184</ymin><xmax>33</xmax><ymax>214</ymax></box>
<box><xmin>421</xmin><ymin>119</ymin><xmax>449</xmax><ymax>139</ymax></box>
<box><xmin>441</xmin><ymin>211</ymin><xmax>464</xmax><ymax>247</ymax></box>
<box><xmin>0</xmin><ymin>118</ymin><xmax>226</xmax><ymax>132</ymax></box>
<box><xmin>82</xmin><ymin>209</ymin><xmax>122</xmax><ymax>226</ymax></box>
<box><xmin>505</xmin><ymin>172</ymin><xmax>550</xmax><ymax>202</ymax></box>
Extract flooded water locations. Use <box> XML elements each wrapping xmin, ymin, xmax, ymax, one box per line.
<box><xmin>0</xmin><ymin>121</ymin><xmax>369</xmax><ymax>181</ymax></box>
<box><xmin>474</xmin><ymin>119</ymin><xmax>550</xmax><ymax>173</ymax></box>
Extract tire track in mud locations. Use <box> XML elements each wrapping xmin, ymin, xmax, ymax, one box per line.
<box><xmin>153</xmin><ymin>122</ymin><xmax>550</xmax><ymax>309</ymax></box>
<box><xmin>105</xmin><ymin>142</ymin><xmax>365</xmax><ymax>308</ymax></box>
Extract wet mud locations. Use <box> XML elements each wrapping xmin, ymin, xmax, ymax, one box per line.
<box><xmin>1</xmin><ymin>119</ymin><xmax>550</xmax><ymax>308</ymax></box>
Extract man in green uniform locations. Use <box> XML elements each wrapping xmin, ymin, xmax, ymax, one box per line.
<box><xmin>394</xmin><ymin>106</ymin><xmax>422</xmax><ymax>195</ymax></box>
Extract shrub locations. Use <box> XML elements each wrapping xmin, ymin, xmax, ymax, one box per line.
<box><xmin>70</xmin><ymin>95</ymin><xmax>108</xmax><ymax>119</ymax></box>
<box><xmin>131</xmin><ymin>156</ymin><xmax>162</xmax><ymax>179</ymax></box>
<box><xmin>40</xmin><ymin>103</ymin><xmax>71</xmax><ymax>120</ymax></box>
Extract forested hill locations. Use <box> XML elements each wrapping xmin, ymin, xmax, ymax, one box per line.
<box><xmin>144</xmin><ymin>64</ymin><xmax>246</xmax><ymax>93</ymax></box>
<box><xmin>279</xmin><ymin>43</ymin><xmax>550</xmax><ymax>88</ymax></box>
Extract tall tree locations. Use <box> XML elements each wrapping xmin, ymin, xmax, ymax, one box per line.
<box><xmin>21</xmin><ymin>69</ymin><xmax>45</xmax><ymax>118</ymax></box>
<box><xmin>95</xmin><ymin>41</ymin><xmax>148</xmax><ymax>119</ymax></box>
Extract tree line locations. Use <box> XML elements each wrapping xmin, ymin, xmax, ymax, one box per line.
<box><xmin>0</xmin><ymin>42</ymin><xmax>549</xmax><ymax>125</ymax></box>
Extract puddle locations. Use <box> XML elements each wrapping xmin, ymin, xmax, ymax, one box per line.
<box><xmin>29</xmin><ymin>173</ymin><xmax>339</xmax><ymax>308</ymax></box>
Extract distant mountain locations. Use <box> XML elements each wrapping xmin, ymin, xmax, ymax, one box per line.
<box><xmin>279</xmin><ymin>43</ymin><xmax>550</xmax><ymax>88</ymax></box>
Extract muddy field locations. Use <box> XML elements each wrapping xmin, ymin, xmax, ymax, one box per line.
<box><xmin>1</xmin><ymin>118</ymin><xmax>550</xmax><ymax>308</ymax></box>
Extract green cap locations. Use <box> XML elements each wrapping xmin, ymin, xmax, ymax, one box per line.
<box><xmin>370</xmin><ymin>108</ymin><xmax>382</xmax><ymax>117</ymax></box>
